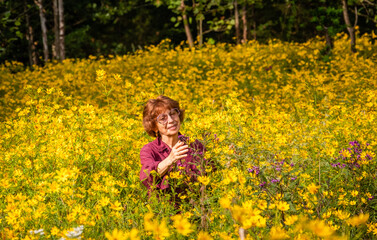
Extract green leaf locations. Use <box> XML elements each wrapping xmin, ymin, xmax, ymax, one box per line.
<box><xmin>170</xmin><ymin>16</ymin><xmax>176</xmax><ymax>22</ymax></box>
<box><xmin>16</xmin><ymin>31</ymin><xmax>22</xmax><ymax>38</ymax></box>
<box><xmin>196</xmin><ymin>13</ymin><xmax>204</xmax><ymax>21</ymax></box>
<box><xmin>207</xmin><ymin>38</ymin><xmax>215</xmax><ymax>45</ymax></box>
<box><xmin>316</xmin><ymin>25</ymin><xmax>323</xmax><ymax>31</ymax></box>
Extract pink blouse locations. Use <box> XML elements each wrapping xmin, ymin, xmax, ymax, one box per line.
<box><xmin>139</xmin><ymin>136</ymin><xmax>205</xmax><ymax>192</ymax></box>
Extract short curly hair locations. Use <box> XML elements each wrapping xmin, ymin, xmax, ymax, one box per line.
<box><xmin>143</xmin><ymin>95</ymin><xmax>185</xmax><ymax>137</ymax></box>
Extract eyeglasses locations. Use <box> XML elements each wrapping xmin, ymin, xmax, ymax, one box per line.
<box><xmin>156</xmin><ymin>108</ymin><xmax>180</xmax><ymax>125</ymax></box>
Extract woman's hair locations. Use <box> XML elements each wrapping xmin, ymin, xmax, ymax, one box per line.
<box><xmin>143</xmin><ymin>95</ymin><xmax>185</xmax><ymax>137</ymax></box>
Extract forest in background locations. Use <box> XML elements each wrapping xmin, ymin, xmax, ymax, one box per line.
<box><xmin>1</xmin><ymin>0</ymin><xmax>377</xmax><ymax>66</ymax></box>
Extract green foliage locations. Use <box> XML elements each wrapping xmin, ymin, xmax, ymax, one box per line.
<box><xmin>0</xmin><ymin>1</ymin><xmax>27</xmax><ymax>61</ymax></box>
<box><xmin>2</xmin><ymin>0</ymin><xmax>377</xmax><ymax>64</ymax></box>
<box><xmin>310</xmin><ymin>2</ymin><xmax>343</xmax><ymax>37</ymax></box>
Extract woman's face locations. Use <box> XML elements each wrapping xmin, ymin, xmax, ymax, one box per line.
<box><xmin>156</xmin><ymin>108</ymin><xmax>181</xmax><ymax>137</ymax></box>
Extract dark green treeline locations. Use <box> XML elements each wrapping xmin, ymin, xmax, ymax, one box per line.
<box><xmin>1</xmin><ymin>0</ymin><xmax>376</xmax><ymax>65</ymax></box>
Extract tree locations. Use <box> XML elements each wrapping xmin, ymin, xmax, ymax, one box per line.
<box><xmin>147</xmin><ymin>0</ymin><xmax>194</xmax><ymax>48</ymax></box>
<box><xmin>181</xmin><ymin>0</ymin><xmax>194</xmax><ymax>48</ymax></box>
<box><xmin>34</xmin><ymin>0</ymin><xmax>49</xmax><ymax>61</ymax></box>
<box><xmin>342</xmin><ymin>0</ymin><xmax>357</xmax><ymax>52</ymax></box>
<box><xmin>25</xmin><ymin>0</ymin><xmax>37</xmax><ymax>65</ymax></box>
<box><xmin>53</xmin><ymin>0</ymin><xmax>65</xmax><ymax>60</ymax></box>
<box><xmin>234</xmin><ymin>0</ymin><xmax>240</xmax><ymax>44</ymax></box>
<box><xmin>235</xmin><ymin>0</ymin><xmax>262</xmax><ymax>43</ymax></box>
<box><xmin>310</xmin><ymin>1</ymin><xmax>343</xmax><ymax>54</ymax></box>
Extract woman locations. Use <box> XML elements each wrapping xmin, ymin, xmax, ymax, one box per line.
<box><xmin>139</xmin><ymin>95</ymin><xmax>205</xmax><ymax>194</ymax></box>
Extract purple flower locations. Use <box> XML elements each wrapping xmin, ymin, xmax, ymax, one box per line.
<box><xmin>271</xmin><ymin>178</ymin><xmax>280</xmax><ymax>184</ymax></box>
<box><xmin>291</xmin><ymin>177</ymin><xmax>297</xmax><ymax>181</ymax></box>
<box><xmin>178</xmin><ymin>134</ymin><xmax>189</xmax><ymax>144</ymax></box>
<box><xmin>248</xmin><ymin>166</ymin><xmax>260</xmax><ymax>175</ymax></box>
<box><xmin>331</xmin><ymin>162</ymin><xmax>340</xmax><ymax>168</ymax></box>
<box><xmin>213</xmin><ymin>134</ymin><xmax>219</xmax><ymax>141</ymax></box>
<box><xmin>349</xmin><ymin>140</ymin><xmax>360</xmax><ymax>148</ymax></box>
<box><xmin>259</xmin><ymin>181</ymin><xmax>266</xmax><ymax>188</ymax></box>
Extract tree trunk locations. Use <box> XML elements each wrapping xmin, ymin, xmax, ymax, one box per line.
<box><xmin>53</xmin><ymin>0</ymin><xmax>65</xmax><ymax>60</ymax></box>
<box><xmin>53</xmin><ymin>0</ymin><xmax>60</xmax><ymax>59</ymax></box>
<box><xmin>58</xmin><ymin>0</ymin><xmax>65</xmax><ymax>59</ymax></box>
<box><xmin>35</xmin><ymin>0</ymin><xmax>49</xmax><ymax>61</ymax></box>
<box><xmin>181</xmin><ymin>0</ymin><xmax>194</xmax><ymax>48</ymax></box>
<box><xmin>341</xmin><ymin>0</ymin><xmax>356</xmax><ymax>52</ymax></box>
<box><xmin>241</xmin><ymin>3</ymin><xmax>247</xmax><ymax>43</ymax></box>
<box><xmin>25</xmin><ymin>2</ymin><xmax>37</xmax><ymax>66</ymax></box>
<box><xmin>234</xmin><ymin>0</ymin><xmax>240</xmax><ymax>44</ymax></box>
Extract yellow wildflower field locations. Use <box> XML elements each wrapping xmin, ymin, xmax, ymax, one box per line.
<box><xmin>0</xmin><ymin>33</ymin><xmax>376</xmax><ymax>239</ymax></box>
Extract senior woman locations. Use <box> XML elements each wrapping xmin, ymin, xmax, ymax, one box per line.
<box><xmin>139</xmin><ymin>95</ymin><xmax>204</xmax><ymax>195</ymax></box>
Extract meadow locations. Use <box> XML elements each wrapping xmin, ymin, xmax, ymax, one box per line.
<box><xmin>0</xmin><ymin>32</ymin><xmax>377</xmax><ymax>239</ymax></box>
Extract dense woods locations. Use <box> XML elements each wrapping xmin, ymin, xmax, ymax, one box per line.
<box><xmin>1</xmin><ymin>0</ymin><xmax>377</xmax><ymax>65</ymax></box>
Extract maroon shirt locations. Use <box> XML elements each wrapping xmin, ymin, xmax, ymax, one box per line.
<box><xmin>139</xmin><ymin>136</ymin><xmax>205</xmax><ymax>192</ymax></box>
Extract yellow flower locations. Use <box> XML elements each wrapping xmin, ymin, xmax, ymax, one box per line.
<box><xmin>99</xmin><ymin>196</ymin><xmax>111</xmax><ymax>207</ymax></box>
<box><xmin>128</xmin><ymin>229</ymin><xmax>139</xmax><ymax>240</ymax></box>
<box><xmin>307</xmin><ymin>220</ymin><xmax>334</xmax><ymax>237</ymax></box>
<box><xmin>105</xmin><ymin>229</ymin><xmax>126</xmax><ymax>240</ymax></box>
<box><xmin>269</xmin><ymin>226</ymin><xmax>289</xmax><ymax>240</ymax></box>
<box><xmin>109</xmin><ymin>201</ymin><xmax>123</xmax><ymax>211</ymax></box>
<box><xmin>96</xmin><ymin>69</ymin><xmax>106</xmax><ymax>81</ymax></box>
<box><xmin>307</xmin><ymin>183</ymin><xmax>319</xmax><ymax>194</ymax></box>
<box><xmin>144</xmin><ymin>212</ymin><xmax>155</xmax><ymax>231</ymax></box>
<box><xmin>243</xmin><ymin>214</ymin><xmax>266</xmax><ymax>229</ymax></box>
<box><xmin>197</xmin><ymin>231</ymin><xmax>213</xmax><ymax>240</ymax></box>
<box><xmin>348</xmin><ymin>213</ymin><xmax>369</xmax><ymax>226</ymax></box>
<box><xmin>219</xmin><ymin>197</ymin><xmax>231</xmax><ymax>209</ymax></box>
<box><xmin>231</xmin><ymin>205</ymin><xmax>246</xmax><ymax>223</ymax></box>
<box><xmin>51</xmin><ymin>227</ymin><xmax>60</xmax><ymax>236</ymax></box>
<box><xmin>294</xmin><ymin>233</ymin><xmax>311</xmax><ymax>240</ymax></box>
<box><xmin>257</xmin><ymin>200</ymin><xmax>268</xmax><ymax>210</ymax></box>
<box><xmin>322</xmin><ymin>211</ymin><xmax>332</xmax><ymax>219</ymax></box>
<box><xmin>197</xmin><ymin>176</ymin><xmax>210</xmax><ymax>185</ymax></box>
<box><xmin>269</xmin><ymin>203</ymin><xmax>276</xmax><ymax>209</ymax></box>
<box><xmin>277</xmin><ymin>201</ymin><xmax>290</xmax><ymax>211</ymax></box>
<box><xmin>335</xmin><ymin>210</ymin><xmax>350</xmax><ymax>220</ymax></box>
<box><xmin>144</xmin><ymin>213</ymin><xmax>170</xmax><ymax>240</ymax></box>
<box><xmin>284</xmin><ymin>215</ymin><xmax>298</xmax><ymax>226</ymax></box>
<box><xmin>171</xmin><ymin>214</ymin><xmax>193</xmax><ymax>236</ymax></box>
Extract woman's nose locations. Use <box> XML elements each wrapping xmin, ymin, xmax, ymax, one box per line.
<box><xmin>167</xmin><ymin>114</ymin><xmax>175</xmax><ymax>122</ymax></box>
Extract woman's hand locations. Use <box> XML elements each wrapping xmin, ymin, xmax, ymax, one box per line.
<box><xmin>168</xmin><ymin>140</ymin><xmax>189</xmax><ymax>164</ymax></box>
<box><xmin>157</xmin><ymin>140</ymin><xmax>188</xmax><ymax>176</ymax></box>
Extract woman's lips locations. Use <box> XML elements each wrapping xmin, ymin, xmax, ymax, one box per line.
<box><xmin>168</xmin><ymin>125</ymin><xmax>177</xmax><ymax>130</ymax></box>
